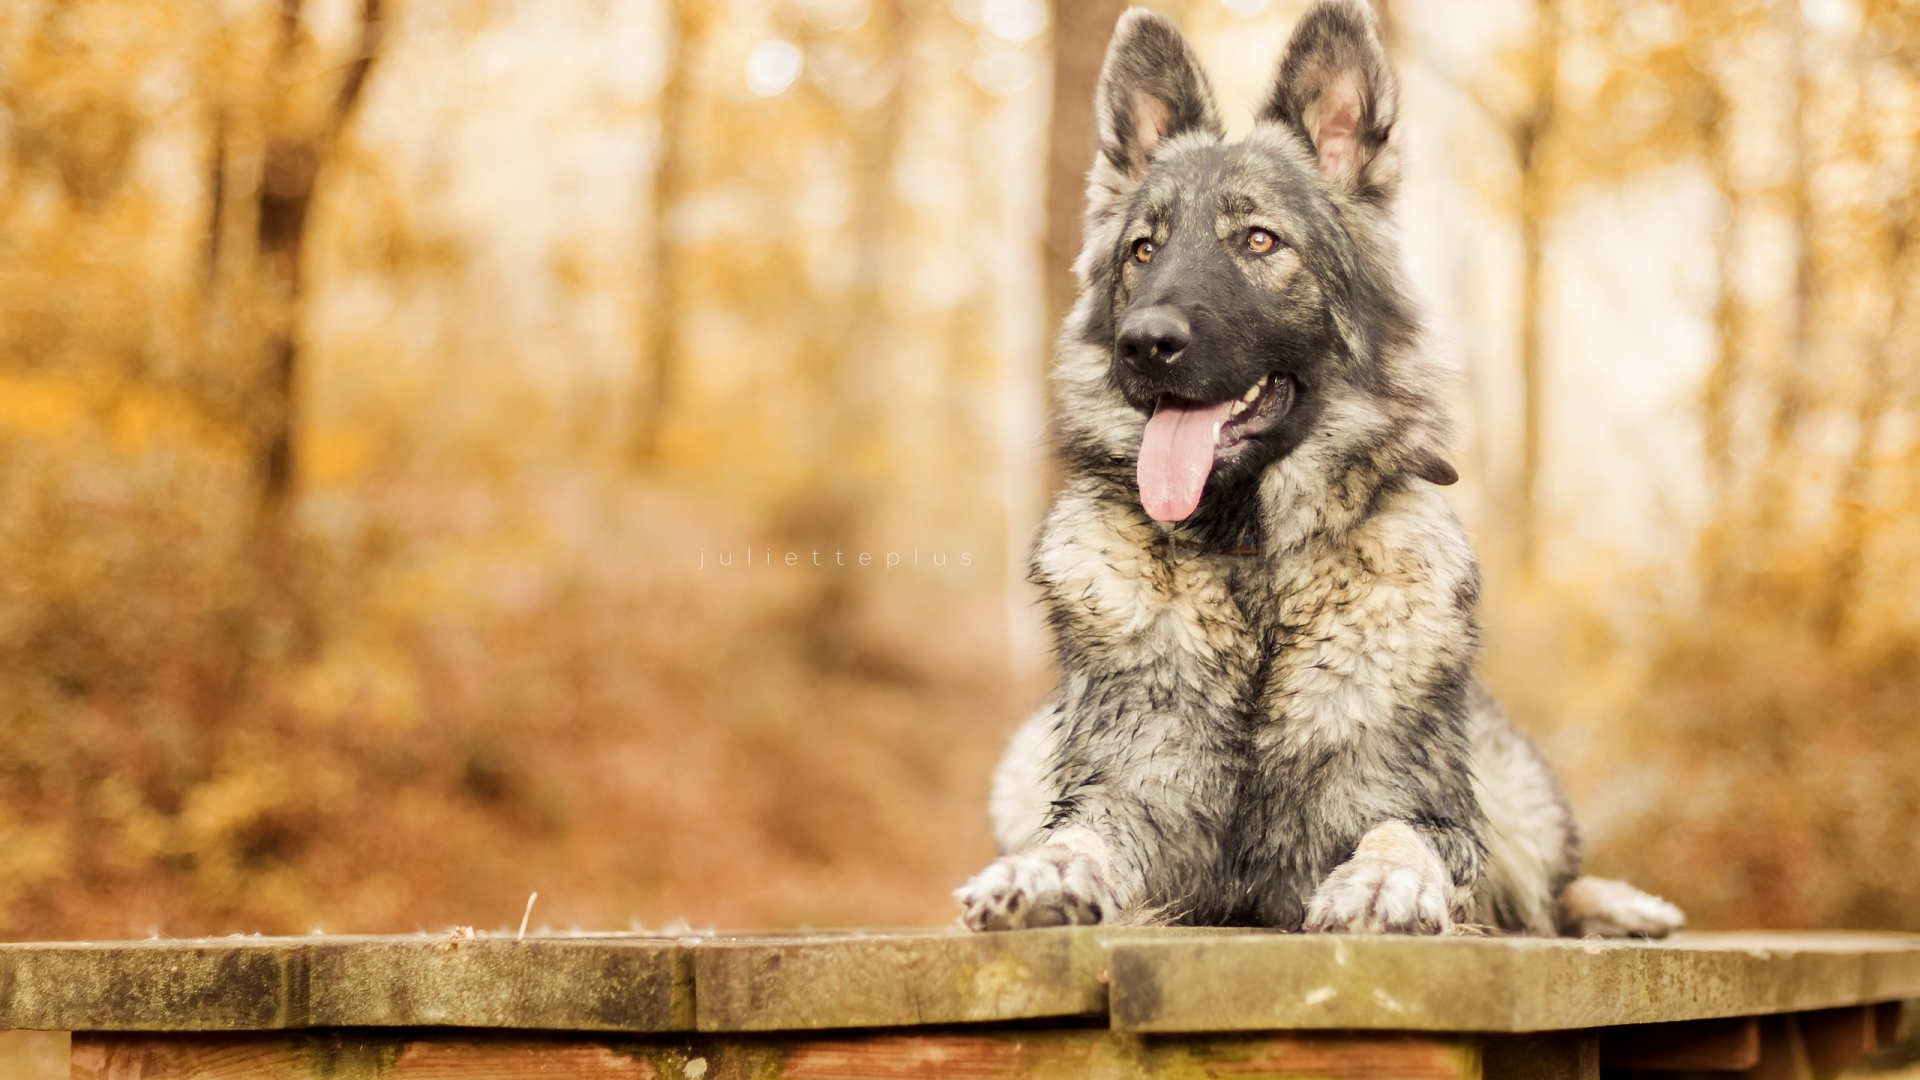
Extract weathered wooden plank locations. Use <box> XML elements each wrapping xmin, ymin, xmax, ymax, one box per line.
<box><xmin>0</xmin><ymin>941</ymin><xmax>299</xmax><ymax>1031</ymax></box>
<box><xmin>68</xmin><ymin>1030</ymin><xmax>1477</xmax><ymax>1080</ymax></box>
<box><xmin>691</xmin><ymin>927</ymin><xmax>1255</xmax><ymax>1032</ymax></box>
<box><xmin>13</xmin><ymin>930</ymin><xmax>1920</xmax><ymax>1038</ymax></box>
<box><xmin>307</xmin><ymin>937</ymin><xmax>693</xmax><ymax>1031</ymax></box>
<box><xmin>0</xmin><ymin>936</ymin><xmax>690</xmax><ymax>1033</ymax></box>
<box><xmin>1106</xmin><ymin>931</ymin><xmax>1920</xmax><ymax>1033</ymax></box>
<box><xmin>693</xmin><ymin>928</ymin><xmax>1108</xmax><ymax>1031</ymax></box>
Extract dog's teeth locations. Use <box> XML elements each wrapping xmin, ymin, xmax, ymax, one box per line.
<box><xmin>1230</xmin><ymin>400</ymin><xmax>1249</xmax><ymax>417</ymax></box>
<box><xmin>1243</xmin><ymin>383</ymin><xmax>1263</xmax><ymax>403</ymax></box>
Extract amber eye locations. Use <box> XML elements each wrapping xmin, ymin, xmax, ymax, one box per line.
<box><xmin>1246</xmin><ymin>229</ymin><xmax>1278</xmax><ymax>254</ymax></box>
<box><xmin>1132</xmin><ymin>238</ymin><xmax>1156</xmax><ymax>264</ymax></box>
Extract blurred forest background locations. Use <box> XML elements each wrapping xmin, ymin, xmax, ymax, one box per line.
<box><xmin>0</xmin><ymin>0</ymin><xmax>1916</xmax><ymax>944</ymax></box>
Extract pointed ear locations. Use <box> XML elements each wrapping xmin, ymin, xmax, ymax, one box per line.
<box><xmin>1260</xmin><ymin>0</ymin><xmax>1399</xmax><ymax>201</ymax></box>
<box><xmin>1088</xmin><ymin>10</ymin><xmax>1222</xmax><ymax>209</ymax></box>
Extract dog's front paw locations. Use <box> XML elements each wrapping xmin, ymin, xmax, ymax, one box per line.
<box><xmin>1304</xmin><ymin>821</ymin><xmax>1453</xmax><ymax>934</ymax></box>
<box><xmin>955</xmin><ymin>844</ymin><xmax>1120</xmax><ymax>931</ymax></box>
<box><xmin>1557</xmin><ymin>876</ymin><xmax>1685</xmax><ymax>938</ymax></box>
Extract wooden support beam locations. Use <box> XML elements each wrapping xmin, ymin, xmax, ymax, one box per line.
<box><xmin>1601</xmin><ymin>1015</ymin><xmax>1761</xmax><ymax>1070</ymax></box>
<box><xmin>1797</xmin><ymin>1006</ymin><xmax>1876</xmax><ymax>1076</ymax></box>
<box><xmin>1875</xmin><ymin>1000</ymin><xmax>1907</xmax><ymax>1045</ymax></box>
<box><xmin>1746</xmin><ymin>1013</ymin><xmax>1814</xmax><ymax>1080</ymax></box>
<box><xmin>71</xmin><ymin>1032</ymin><xmax>657</xmax><ymax>1079</ymax></box>
<box><xmin>1483</xmin><ymin>1031</ymin><xmax>1599</xmax><ymax>1080</ymax></box>
<box><xmin>70</xmin><ymin>1029</ymin><xmax>1480</xmax><ymax>1080</ymax></box>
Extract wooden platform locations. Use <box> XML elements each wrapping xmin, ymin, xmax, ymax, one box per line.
<box><xmin>7</xmin><ymin>928</ymin><xmax>1915</xmax><ymax>1078</ymax></box>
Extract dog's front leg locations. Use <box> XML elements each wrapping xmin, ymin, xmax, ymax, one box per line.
<box><xmin>1303</xmin><ymin>820</ymin><xmax>1456</xmax><ymax>934</ymax></box>
<box><xmin>954</xmin><ymin>825</ymin><xmax>1132</xmax><ymax>930</ymax></box>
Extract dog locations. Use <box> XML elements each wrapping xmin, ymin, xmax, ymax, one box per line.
<box><xmin>954</xmin><ymin>0</ymin><xmax>1684</xmax><ymax>937</ymax></box>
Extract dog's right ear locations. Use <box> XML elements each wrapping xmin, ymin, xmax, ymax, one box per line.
<box><xmin>1088</xmin><ymin>10</ymin><xmax>1222</xmax><ymax>215</ymax></box>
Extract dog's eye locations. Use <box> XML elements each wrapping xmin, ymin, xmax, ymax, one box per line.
<box><xmin>1246</xmin><ymin>229</ymin><xmax>1278</xmax><ymax>254</ymax></box>
<box><xmin>1132</xmin><ymin>238</ymin><xmax>1156</xmax><ymax>264</ymax></box>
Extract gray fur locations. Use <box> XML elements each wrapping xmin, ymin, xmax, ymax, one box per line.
<box><xmin>956</xmin><ymin>2</ymin><xmax>1683</xmax><ymax>936</ymax></box>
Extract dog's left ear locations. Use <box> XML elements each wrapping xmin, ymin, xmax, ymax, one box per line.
<box><xmin>1087</xmin><ymin>10</ymin><xmax>1223</xmax><ymax>216</ymax></box>
<box><xmin>1259</xmin><ymin>0</ymin><xmax>1399</xmax><ymax>202</ymax></box>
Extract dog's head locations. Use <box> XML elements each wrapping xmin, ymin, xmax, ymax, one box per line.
<box><xmin>1056</xmin><ymin>1</ymin><xmax>1453</xmax><ymax>535</ymax></box>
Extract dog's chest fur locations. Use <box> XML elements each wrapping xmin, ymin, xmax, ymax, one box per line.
<box><xmin>1033</xmin><ymin>478</ymin><xmax>1479</xmax><ymax>926</ymax></box>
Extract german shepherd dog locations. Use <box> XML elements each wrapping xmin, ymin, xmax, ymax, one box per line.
<box><xmin>955</xmin><ymin>1</ymin><xmax>1684</xmax><ymax>936</ymax></box>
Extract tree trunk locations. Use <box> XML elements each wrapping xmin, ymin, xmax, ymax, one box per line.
<box><xmin>244</xmin><ymin>0</ymin><xmax>384</xmax><ymax>660</ymax></box>
<box><xmin>1041</xmin><ymin>0</ymin><xmax>1124</xmax><ymax>494</ymax></box>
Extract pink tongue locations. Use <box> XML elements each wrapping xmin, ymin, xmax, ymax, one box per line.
<box><xmin>1137</xmin><ymin>397</ymin><xmax>1237</xmax><ymax>522</ymax></box>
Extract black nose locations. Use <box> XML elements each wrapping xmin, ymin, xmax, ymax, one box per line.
<box><xmin>1116</xmin><ymin>306</ymin><xmax>1191</xmax><ymax>369</ymax></box>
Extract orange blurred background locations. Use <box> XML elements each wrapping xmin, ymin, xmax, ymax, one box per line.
<box><xmin>0</xmin><ymin>0</ymin><xmax>1916</xmax><ymax>947</ymax></box>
